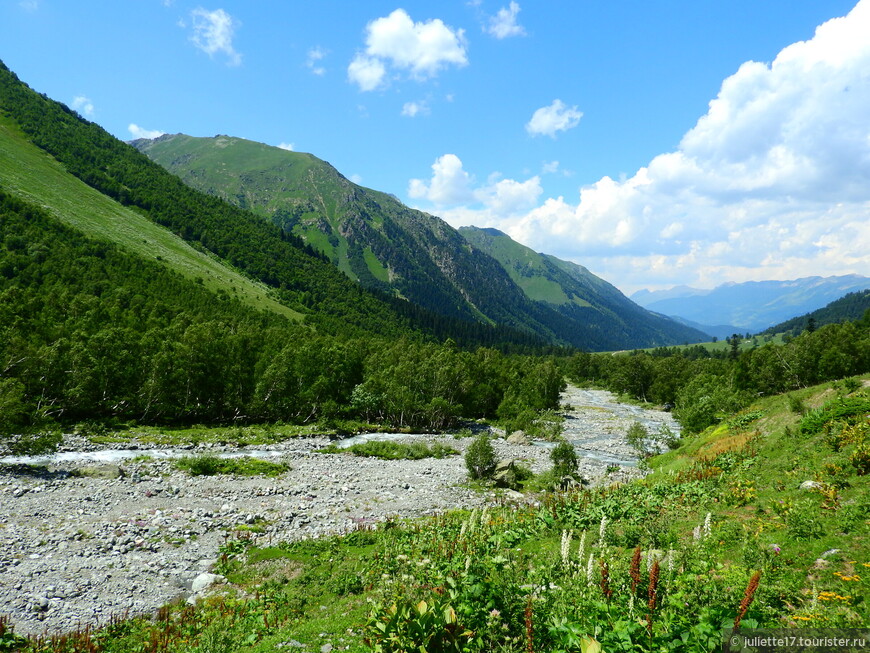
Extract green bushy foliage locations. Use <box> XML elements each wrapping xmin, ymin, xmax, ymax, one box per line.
<box><xmin>319</xmin><ymin>440</ymin><xmax>458</xmax><ymax>460</ymax></box>
<box><xmin>174</xmin><ymin>454</ymin><xmax>288</xmax><ymax>477</ymax></box>
<box><xmin>550</xmin><ymin>439</ymin><xmax>579</xmax><ymax>478</ymax></box>
<box><xmin>465</xmin><ymin>434</ymin><xmax>497</xmax><ymax>480</ymax></box>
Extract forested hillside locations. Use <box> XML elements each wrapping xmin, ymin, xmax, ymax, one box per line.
<box><xmin>460</xmin><ymin>226</ymin><xmax>707</xmax><ymax>350</ymax></box>
<box><xmin>133</xmin><ymin>134</ymin><xmax>705</xmax><ymax>351</ymax></box>
<box><xmin>762</xmin><ymin>289</ymin><xmax>870</xmax><ymax>336</ymax></box>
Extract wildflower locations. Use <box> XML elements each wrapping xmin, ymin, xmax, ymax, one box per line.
<box><xmin>666</xmin><ymin>548</ymin><xmax>675</xmax><ymax>574</ymax></box>
<box><xmin>647</xmin><ymin>559</ymin><xmax>660</xmax><ymax>635</ymax></box>
<box><xmin>630</xmin><ymin>546</ymin><xmax>642</xmax><ymax>593</ymax></box>
<box><xmin>734</xmin><ymin>570</ymin><xmax>761</xmax><ymax>630</ymax></box>
<box><xmin>600</xmin><ymin>559</ymin><xmax>613</xmax><ymax>601</ymax></box>
<box><xmin>560</xmin><ymin>530</ymin><xmax>573</xmax><ymax>566</ymax></box>
<box><xmin>703</xmin><ymin>512</ymin><xmax>712</xmax><ymax>538</ymax></box>
<box><xmin>769</xmin><ymin>544</ymin><xmax>781</xmax><ymax>554</ymax></box>
<box><xmin>692</xmin><ymin>525</ymin><xmax>701</xmax><ymax>542</ymax></box>
<box><xmin>598</xmin><ymin>515</ymin><xmax>608</xmax><ymax>546</ymax></box>
<box><xmin>586</xmin><ymin>553</ymin><xmax>595</xmax><ymax>586</ymax></box>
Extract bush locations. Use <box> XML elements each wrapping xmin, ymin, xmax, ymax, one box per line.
<box><xmin>625</xmin><ymin>421</ymin><xmax>650</xmax><ymax>456</ymax></box>
<box><xmin>550</xmin><ymin>439</ymin><xmax>578</xmax><ymax>478</ymax></box>
<box><xmin>465</xmin><ymin>434</ymin><xmax>497</xmax><ymax>480</ymax></box>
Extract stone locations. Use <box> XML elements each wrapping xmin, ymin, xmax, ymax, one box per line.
<box><xmin>799</xmin><ymin>480</ymin><xmax>822</xmax><ymax>490</ymax></box>
<box><xmin>191</xmin><ymin>573</ymin><xmax>226</xmax><ymax>594</ymax></box>
<box><xmin>506</xmin><ymin>431</ymin><xmax>531</xmax><ymax>446</ymax></box>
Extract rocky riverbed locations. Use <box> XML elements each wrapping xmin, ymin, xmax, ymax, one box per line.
<box><xmin>0</xmin><ymin>386</ymin><xmax>677</xmax><ymax>636</ymax></box>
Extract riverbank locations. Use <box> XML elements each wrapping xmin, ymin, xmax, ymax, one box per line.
<box><xmin>0</xmin><ymin>386</ymin><xmax>675</xmax><ymax>636</ymax></box>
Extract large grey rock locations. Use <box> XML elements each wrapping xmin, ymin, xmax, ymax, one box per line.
<box><xmin>506</xmin><ymin>431</ymin><xmax>531</xmax><ymax>446</ymax></box>
<box><xmin>191</xmin><ymin>573</ymin><xmax>226</xmax><ymax>594</ymax></box>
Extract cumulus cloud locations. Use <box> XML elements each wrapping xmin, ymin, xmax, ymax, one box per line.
<box><xmin>408</xmin><ymin>154</ymin><xmax>542</xmax><ymax>224</ymax></box>
<box><xmin>486</xmin><ymin>2</ymin><xmax>525</xmax><ymax>39</ymax></box>
<box><xmin>19</xmin><ymin>1</ymin><xmax>38</xmax><ymax>11</ymax></box>
<box><xmin>306</xmin><ymin>47</ymin><xmax>327</xmax><ymax>76</ymax></box>
<box><xmin>128</xmin><ymin>124</ymin><xmax>165</xmax><ymax>140</ymax></box>
<box><xmin>277</xmin><ymin>142</ymin><xmax>294</xmax><ymax>151</ymax></box>
<box><xmin>71</xmin><ymin>95</ymin><xmax>95</xmax><ymax>118</ymax></box>
<box><xmin>190</xmin><ymin>7</ymin><xmax>241</xmax><ymax>66</ymax></box>
<box><xmin>401</xmin><ymin>100</ymin><xmax>429</xmax><ymax>117</ymax></box>
<box><xmin>348</xmin><ymin>9</ymin><xmax>467</xmax><ymax>91</ymax></box>
<box><xmin>526</xmin><ymin>99</ymin><xmax>582</xmax><ymax>138</ymax></box>
<box><xmin>413</xmin><ymin>1</ymin><xmax>870</xmax><ymax>292</ymax></box>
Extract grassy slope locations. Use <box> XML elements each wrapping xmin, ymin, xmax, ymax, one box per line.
<box><xmin>134</xmin><ymin>135</ymin><xmax>587</xmax><ymax>341</ymax></box>
<box><xmin>0</xmin><ymin>118</ymin><xmax>301</xmax><ymax>321</ymax></box>
<box><xmin>461</xmin><ymin>226</ymin><xmax>709</xmax><ymax>348</ymax></box>
<box><xmin>23</xmin><ymin>376</ymin><xmax>867</xmax><ymax>652</ymax></box>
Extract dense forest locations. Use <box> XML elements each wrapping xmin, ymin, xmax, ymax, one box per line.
<box><xmin>0</xmin><ymin>187</ymin><xmax>566</xmax><ymax>449</ymax></box>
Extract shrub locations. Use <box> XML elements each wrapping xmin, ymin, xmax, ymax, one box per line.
<box><xmin>625</xmin><ymin>421</ymin><xmax>650</xmax><ymax>456</ymax></box>
<box><xmin>550</xmin><ymin>439</ymin><xmax>579</xmax><ymax>478</ymax></box>
<box><xmin>465</xmin><ymin>434</ymin><xmax>497</xmax><ymax>480</ymax></box>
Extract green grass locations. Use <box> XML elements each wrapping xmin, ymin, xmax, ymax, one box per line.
<box><xmin>318</xmin><ymin>439</ymin><xmax>459</xmax><ymax>460</ymax></box>
<box><xmin>14</xmin><ymin>376</ymin><xmax>870</xmax><ymax>652</ymax></box>
<box><xmin>0</xmin><ymin>117</ymin><xmax>301</xmax><ymax>321</ymax></box>
<box><xmin>174</xmin><ymin>454</ymin><xmax>288</xmax><ymax>477</ymax></box>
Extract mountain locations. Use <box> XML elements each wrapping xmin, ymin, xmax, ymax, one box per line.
<box><xmin>762</xmin><ymin>289</ymin><xmax>870</xmax><ymax>335</ymax></box>
<box><xmin>132</xmin><ymin>134</ymin><xmax>705</xmax><ymax>351</ymax></box>
<box><xmin>631</xmin><ymin>275</ymin><xmax>870</xmax><ymax>334</ymax></box>
<box><xmin>458</xmin><ymin>227</ymin><xmax>708</xmax><ymax>349</ymax></box>
<box><xmin>0</xmin><ymin>59</ymin><xmax>549</xmax><ymax>351</ymax></box>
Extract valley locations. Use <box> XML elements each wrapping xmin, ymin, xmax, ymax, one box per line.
<box><xmin>0</xmin><ymin>386</ymin><xmax>656</xmax><ymax>636</ymax></box>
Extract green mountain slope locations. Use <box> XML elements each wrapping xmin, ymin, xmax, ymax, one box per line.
<box><xmin>132</xmin><ymin>134</ymin><xmax>556</xmax><ymax>329</ymax></box>
<box><xmin>0</xmin><ymin>59</ymin><xmax>559</xmax><ymax>352</ymax></box>
<box><xmin>0</xmin><ymin>116</ymin><xmax>301</xmax><ymax>321</ymax></box>
<box><xmin>0</xmin><ymin>60</ymin><xmax>452</xmax><ymax>341</ymax></box>
<box><xmin>459</xmin><ymin>226</ymin><xmax>708</xmax><ymax>349</ymax></box>
<box><xmin>133</xmin><ymin>134</ymin><xmax>704</xmax><ymax>351</ymax></box>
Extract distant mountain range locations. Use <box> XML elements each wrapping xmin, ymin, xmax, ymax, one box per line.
<box><xmin>631</xmin><ymin>275</ymin><xmax>870</xmax><ymax>336</ymax></box>
<box><xmin>133</xmin><ymin>133</ymin><xmax>706</xmax><ymax>351</ymax></box>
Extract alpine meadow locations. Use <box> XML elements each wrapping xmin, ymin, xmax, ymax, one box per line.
<box><xmin>1</xmin><ymin>2</ymin><xmax>870</xmax><ymax>651</ymax></box>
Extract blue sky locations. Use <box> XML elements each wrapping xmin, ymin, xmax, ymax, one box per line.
<box><xmin>2</xmin><ymin>1</ymin><xmax>868</xmax><ymax>294</ymax></box>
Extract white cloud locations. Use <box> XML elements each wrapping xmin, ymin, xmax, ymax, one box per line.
<box><xmin>128</xmin><ymin>124</ymin><xmax>165</xmax><ymax>140</ymax></box>
<box><xmin>401</xmin><ymin>100</ymin><xmax>429</xmax><ymax>117</ymax></box>
<box><xmin>486</xmin><ymin>2</ymin><xmax>525</xmax><ymax>39</ymax></box>
<box><xmin>526</xmin><ymin>99</ymin><xmax>582</xmax><ymax>138</ymax></box>
<box><xmin>71</xmin><ymin>95</ymin><xmax>95</xmax><ymax>118</ymax></box>
<box><xmin>306</xmin><ymin>47</ymin><xmax>327</xmax><ymax>76</ymax></box>
<box><xmin>348</xmin><ymin>9</ymin><xmax>467</xmax><ymax>91</ymax></box>
<box><xmin>350</xmin><ymin>173</ymin><xmax>363</xmax><ymax>184</ymax></box>
<box><xmin>408</xmin><ymin>154</ymin><xmax>542</xmax><ymax>224</ymax></box>
<box><xmin>277</xmin><ymin>142</ymin><xmax>294</xmax><ymax>151</ymax></box>
<box><xmin>19</xmin><ymin>0</ymin><xmax>38</xmax><ymax>11</ymax></box>
<box><xmin>410</xmin><ymin>1</ymin><xmax>870</xmax><ymax>292</ymax></box>
<box><xmin>190</xmin><ymin>7</ymin><xmax>241</xmax><ymax>66</ymax></box>
<box><xmin>409</xmin><ymin>154</ymin><xmax>475</xmax><ymax>205</ymax></box>
<box><xmin>348</xmin><ymin>55</ymin><xmax>387</xmax><ymax>92</ymax></box>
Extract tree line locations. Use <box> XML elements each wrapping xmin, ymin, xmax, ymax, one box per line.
<box><xmin>566</xmin><ymin>315</ymin><xmax>870</xmax><ymax>433</ymax></box>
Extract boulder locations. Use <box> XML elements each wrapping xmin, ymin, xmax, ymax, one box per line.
<box><xmin>506</xmin><ymin>431</ymin><xmax>531</xmax><ymax>446</ymax></box>
<box><xmin>191</xmin><ymin>572</ymin><xmax>226</xmax><ymax>594</ymax></box>
<box><xmin>493</xmin><ymin>459</ymin><xmax>525</xmax><ymax>490</ymax></box>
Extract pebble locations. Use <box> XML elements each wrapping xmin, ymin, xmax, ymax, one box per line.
<box><xmin>0</xmin><ymin>385</ymin><xmax>663</xmax><ymax>636</ymax></box>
